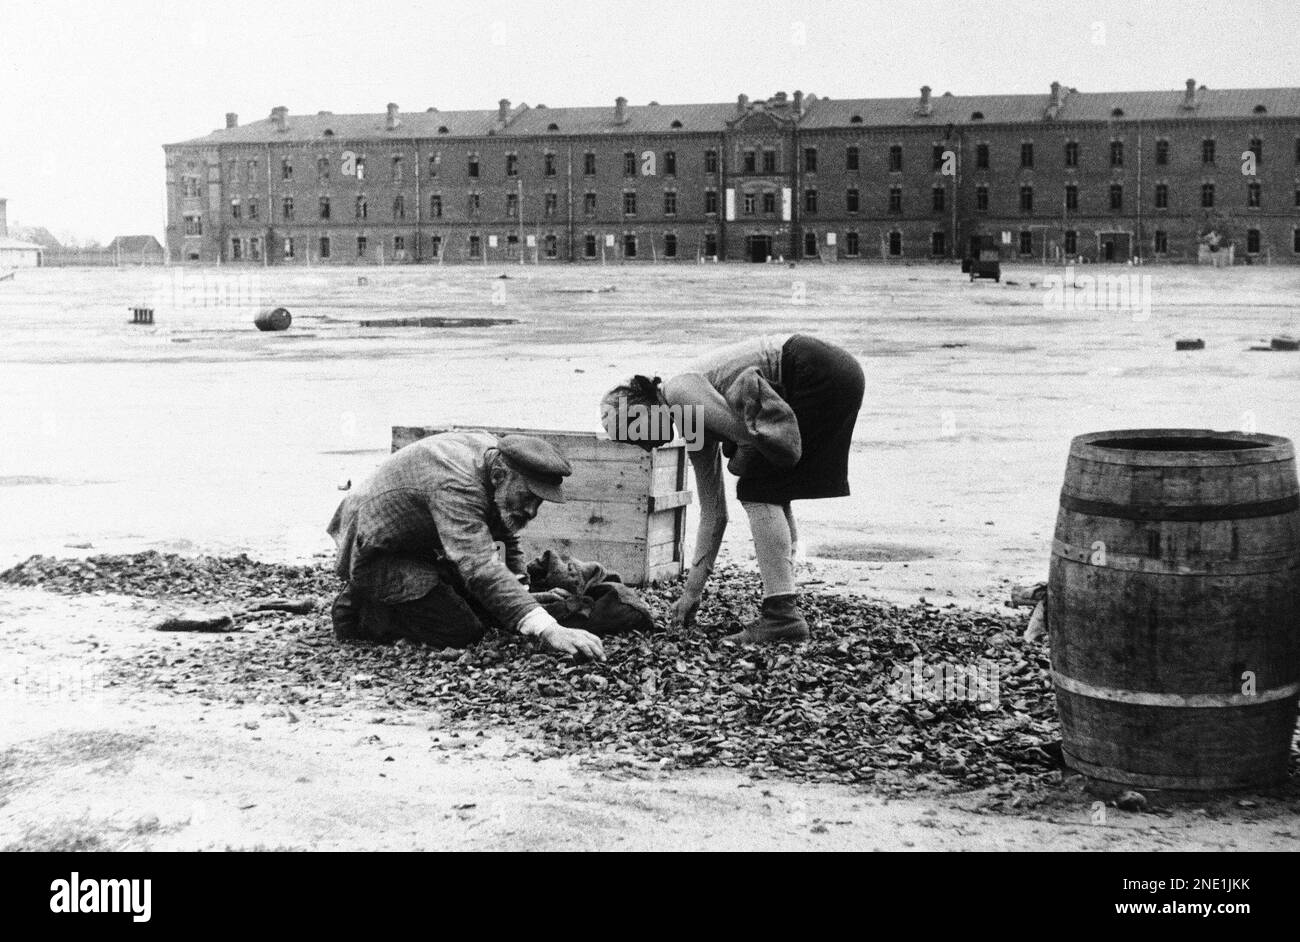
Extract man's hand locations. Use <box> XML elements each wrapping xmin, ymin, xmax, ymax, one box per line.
<box><xmin>670</xmin><ymin>588</ymin><xmax>702</xmax><ymax>631</ymax></box>
<box><xmin>539</xmin><ymin>624</ymin><xmax>606</xmax><ymax>661</ymax></box>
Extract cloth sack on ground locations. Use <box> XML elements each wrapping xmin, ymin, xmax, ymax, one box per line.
<box><xmin>526</xmin><ymin>549</ymin><xmax>655</xmax><ymax>636</ymax></box>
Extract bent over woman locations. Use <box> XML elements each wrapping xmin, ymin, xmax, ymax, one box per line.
<box><xmin>601</xmin><ymin>334</ymin><xmax>864</xmax><ymax>643</ymax></box>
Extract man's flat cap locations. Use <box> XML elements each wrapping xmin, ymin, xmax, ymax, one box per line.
<box><xmin>497</xmin><ymin>435</ymin><xmax>573</xmax><ymax>503</ymax></box>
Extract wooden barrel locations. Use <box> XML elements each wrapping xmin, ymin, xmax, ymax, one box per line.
<box><xmin>1048</xmin><ymin>428</ymin><xmax>1300</xmax><ymax>790</ymax></box>
<box><xmin>253</xmin><ymin>307</ymin><xmax>291</xmax><ymax>331</ymax></box>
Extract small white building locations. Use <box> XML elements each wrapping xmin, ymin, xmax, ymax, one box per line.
<box><xmin>0</xmin><ymin>236</ymin><xmax>43</xmax><ymax>268</ymax></box>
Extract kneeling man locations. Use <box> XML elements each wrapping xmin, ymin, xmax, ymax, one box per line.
<box><xmin>327</xmin><ymin>430</ymin><xmax>604</xmax><ymax>660</ymax></box>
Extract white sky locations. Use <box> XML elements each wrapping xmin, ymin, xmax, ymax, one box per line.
<box><xmin>1</xmin><ymin>0</ymin><xmax>1295</xmax><ymax>244</ymax></box>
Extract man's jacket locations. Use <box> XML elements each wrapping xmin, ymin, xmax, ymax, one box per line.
<box><xmin>326</xmin><ymin>430</ymin><xmax>536</xmax><ymax>630</ymax></box>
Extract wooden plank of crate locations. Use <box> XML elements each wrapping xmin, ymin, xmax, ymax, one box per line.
<box><xmin>531</xmin><ymin>500</ymin><xmax>652</xmax><ymax>542</ymax></box>
<box><xmin>646</xmin><ymin>490</ymin><xmax>692</xmax><ymax>513</ymax></box>
<box><xmin>393</xmin><ymin>426</ymin><xmax>648</xmax><ymax>464</ymax></box>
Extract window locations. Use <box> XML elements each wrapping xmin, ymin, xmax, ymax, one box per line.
<box><xmin>467</xmin><ymin>192</ymin><xmax>480</xmax><ymax>215</ymax></box>
<box><xmin>1296</xmin><ymin>138</ymin><xmax>1300</xmax><ymax>163</ymax></box>
<box><xmin>1249</xmin><ymin>137</ymin><xmax>1263</xmax><ymax>163</ymax></box>
<box><xmin>469</xmin><ymin>235</ymin><xmax>482</xmax><ymax>259</ymax></box>
<box><xmin>392</xmin><ymin>155</ymin><xmax>403</xmax><ymax>183</ymax></box>
<box><xmin>931</xmin><ymin>232</ymin><xmax>946</xmax><ymax>257</ymax></box>
<box><xmin>665</xmin><ymin>151</ymin><xmax>677</xmax><ymax>176</ymax></box>
<box><xmin>247</xmin><ymin>200</ymin><xmax>258</xmax><ymax>220</ymax></box>
<box><xmin>804</xmin><ymin>232</ymin><xmax>818</xmax><ymax>257</ymax></box>
<box><xmin>845</xmin><ymin>230</ymin><xmax>860</xmax><ymax>257</ymax></box>
<box><xmin>1247</xmin><ymin>228</ymin><xmax>1261</xmax><ymax>254</ymax></box>
<box><xmin>428</xmin><ymin>154</ymin><xmax>440</xmax><ymax>177</ymax></box>
<box><xmin>976</xmin><ymin>185</ymin><xmax>989</xmax><ymax>212</ymax></box>
<box><xmin>704</xmin><ymin>149</ymin><xmax>718</xmax><ymax>173</ymax></box>
<box><xmin>584</xmin><ymin>234</ymin><xmax>597</xmax><ymax>258</ymax></box>
<box><xmin>663</xmin><ymin>191</ymin><xmax>677</xmax><ymax>215</ymax></box>
<box><xmin>846</xmin><ymin>188</ymin><xmax>860</xmax><ymax>213</ymax></box>
<box><xmin>231</xmin><ymin>238</ymin><xmax>242</xmax><ymax>261</ymax></box>
<box><xmin>284</xmin><ymin>238</ymin><xmax>295</xmax><ymax>259</ymax></box>
<box><xmin>468</xmin><ymin>154</ymin><xmax>479</xmax><ymax>177</ymax></box>
<box><xmin>231</xmin><ymin>199</ymin><xmax>242</xmax><ymax>220</ymax></box>
<box><xmin>1154</xmin><ymin>183</ymin><xmax>1168</xmax><ymax>209</ymax></box>
<box><xmin>319</xmin><ymin>236</ymin><xmax>330</xmax><ymax>259</ymax></box>
<box><xmin>430</xmin><ymin>194</ymin><xmax>442</xmax><ymax>218</ymax></box>
<box><xmin>889</xmin><ymin>145</ymin><xmax>903</xmax><ymax>172</ymax></box>
<box><xmin>356</xmin><ymin>236</ymin><xmax>367</xmax><ymax>258</ymax></box>
<box><xmin>282</xmin><ymin>196</ymin><xmax>294</xmax><ymax>220</ymax></box>
<box><xmin>355</xmin><ymin>196</ymin><xmax>367</xmax><ymax>219</ymax></box>
<box><xmin>704</xmin><ymin>232</ymin><xmax>718</xmax><ymax>257</ymax></box>
<box><xmin>743</xmin><ymin>192</ymin><xmax>755</xmax><ymax>215</ymax></box>
<box><xmin>623</xmin><ymin>191</ymin><xmax>637</xmax><ymax>215</ymax></box>
<box><xmin>506</xmin><ymin>193</ymin><xmax>518</xmax><ymax>218</ymax></box>
<box><xmin>623</xmin><ymin>233</ymin><xmax>637</xmax><ymax>257</ymax></box>
<box><xmin>317</xmin><ymin>156</ymin><xmax>330</xmax><ymax>182</ymax></box>
<box><xmin>182</xmin><ymin>175</ymin><xmax>201</xmax><ymax>197</ymax></box>
<box><xmin>762</xmin><ymin>191</ymin><xmax>776</xmax><ymax>214</ymax></box>
<box><xmin>1110</xmin><ymin>141</ymin><xmax>1124</xmax><ymax>167</ymax></box>
<box><xmin>544</xmin><ymin>152</ymin><xmax>556</xmax><ymax>176</ymax></box>
<box><xmin>355</xmin><ymin>157</ymin><xmax>366</xmax><ymax>180</ymax></box>
<box><xmin>545</xmin><ymin>234</ymin><xmax>557</xmax><ymax>258</ymax></box>
<box><xmin>1019</xmin><ymin>185</ymin><xmax>1034</xmax><ymax>213</ymax></box>
<box><xmin>506</xmin><ymin>153</ymin><xmax>518</xmax><ymax>177</ymax></box>
<box><xmin>705</xmin><ymin>188</ymin><xmax>718</xmax><ymax>214</ymax></box>
<box><xmin>319</xmin><ymin>196</ymin><xmax>330</xmax><ymax>219</ymax></box>
<box><xmin>1064</xmin><ymin>141</ymin><xmax>1079</xmax><ymax>168</ymax></box>
<box><xmin>1109</xmin><ymin>184</ymin><xmax>1123</xmax><ymax>211</ymax></box>
<box><xmin>932</xmin><ymin>145</ymin><xmax>945</xmax><ymax>171</ymax></box>
<box><xmin>932</xmin><ymin>186</ymin><xmax>945</xmax><ymax>212</ymax></box>
<box><xmin>1247</xmin><ymin>181</ymin><xmax>1261</xmax><ymax>207</ymax></box>
<box><xmin>544</xmin><ymin>192</ymin><xmax>558</xmax><ymax>217</ymax></box>
<box><xmin>1295</xmin><ymin>228</ymin><xmax>1300</xmax><ymax>253</ymax></box>
<box><xmin>1065</xmin><ymin>184</ymin><xmax>1078</xmax><ymax>211</ymax></box>
<box><xmin>393</xmin><ymin>195</ymin><xmax>405</xmax><ymax>220</ymax></box>
<box><xmin>584</xmin><ymin>152</ymin><xmax>596</xmax><ymax>175</ymax></box>
<box><xmin>1202</xmin><ymin>139</ymin><xmax>1216</xmax><ymax>164</ymax></box>
<box><xmin>1154</xmin><ymin>230</ymin><xmax>1168</xmax><ymax>254</ymax></box>
<box><xmin>888</xmin><ymin>231</ymin><xmax>902</xmax><ymax>256</ymax></box>
<box><xmin>624</xmin><ymin>152</ymin><xmax>636</xmax><ymax>176</ymax></box>
<box><xmin>1020</xmin><ymin>142</ymin><xmax>1034</xmax><ymax>168</ymax></box>
<box><xmin>804</xmin><ymin>189</ymin><xmax>818</xmax><ymax>213</ymax></box>
<box><xmin>1155</xmin><ymin>139</ymin><xmax>1169</xmax><ymax>165</ymax></box>
<box><xmin>664</xmin><ymin>234</ymin><xmax>677</xmax><ymax>258</ymax></box>
<box><xmin>429</xmin><ymin>236</ymin><xmax>442</xmax><ymax>258</ymax></box>
<box><xmin>393</xmin><ymin>235</ymin><xmax>405</xmax><ymax>253</ymax></box>
<box><xmin>247</xmin><ymin>159</ymin><xmax>258</xmax><ymax>180</ymax></box>
<box><xmin>1296</xmin><ymin>188</ymin><xmax>1300</xmax><ymax>207</ymax></box>
<box><xmin>889</xmin><ymin>186</ymin><xmax>902</xmax><ymax>213</ymax></box>
<box><xmin>1019</xmin><ymin>231</ymin><xmax>1033</xmax><ymax>255</ymax></box>
<box><xmin>248</xmin><ymin>237</ymin><xmax>261</xmax><ymax>262</ymax></box>
<box><xmin>1064</xmin><ymin>230</ymin><xmax>1077</xmax><ymax>255</ymax></box>
<box><xmin>803</xmin><ymin>147</ymin><xmax>817</xmax><ymax>172</ymax></box>
<box><xmin>1201</xmin><ymin>182</ymin><xmax>1215</xmax><ymax>207</ymax></box>
<box><xmin>584</xmin><ymin>192</ymin><xmax>596</xmax><ymax>215</ymax></box>
<box><xmin>743</xmin><ymin>150</ymin><xmax>756</xmax><ymax>173</ymax></box>
<box><xmin>846</xmin><ymin>145</ymin><xmax>859</xmax><ymax>171</ymax></box>
<box><xmin>975</xmin><ymin>144</ymin><xmax>989</xmax><ymax>170</ymax></box>
<box><xmin>183</xmin><ymin>214</ymin><xmax>202</xmax><ymax>236</ymax></box>
<box><xmin>281</xmin><ymin>157</ymin><xmax>293</xmax><ymax>180</ymax></box>
<box><xmin>762</xmin><ymin>149</ymin><xmax>776</xmax><ymax>172</ymax></box>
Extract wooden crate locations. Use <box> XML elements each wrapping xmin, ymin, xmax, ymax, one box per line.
<box><xmin>392</xmin><ymin>425</ymin><xmax>691</xmax><ymax>586</ymax></box>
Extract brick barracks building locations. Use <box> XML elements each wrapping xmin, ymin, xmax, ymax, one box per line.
<box><xmin>164</xmin><ymin>81</ymin><xmax>1300</xmax><ymax>265</ymax></box>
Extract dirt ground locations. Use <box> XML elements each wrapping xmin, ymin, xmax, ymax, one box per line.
<box><xmin>2</xmin><ymin>263</ymin><xmax>1299</xmax><ymax>850</ymax></box>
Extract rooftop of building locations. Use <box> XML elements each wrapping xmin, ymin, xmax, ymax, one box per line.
<box><xmin>167</xmin><ymin>82</ymin><xmax>1300</xmax><ymax>147</ymax></box>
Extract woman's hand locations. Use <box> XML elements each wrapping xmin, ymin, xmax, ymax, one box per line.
<box><xmin>670</xmin><ymin>588</ymin><xmax>702</xmax><ymax>631</ymax></box>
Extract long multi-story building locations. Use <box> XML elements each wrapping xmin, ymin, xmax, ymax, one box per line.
<box><xmin>163</xmin><ymin>81</ymin><xmax>1300</xmax><ymax>264</ymax></box>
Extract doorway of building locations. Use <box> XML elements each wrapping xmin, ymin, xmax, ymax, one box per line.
<box><xmin>747</xmin><ymin>235</ymin><xmax>772</xmax><ymax>263</ymax></box>
<box><xmin>1099</xmin><ymin>232</ymin><xmax>1131</xmax><ymax>262</ymax></box>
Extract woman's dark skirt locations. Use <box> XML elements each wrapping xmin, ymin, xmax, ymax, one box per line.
<box><xmin>735</xmin><ymin>334</ymin><xmax>864</xmax><ymax>504</ymax></box>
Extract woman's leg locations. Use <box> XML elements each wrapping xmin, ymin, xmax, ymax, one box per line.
<box><xmin>742</xmin><ymin>500</ymin><xmax>796</xmax><ymax>598</ymax></box>
<box><xmin>783</xmin><ymin>502</ymin><xmax>800</xmax><ymax>568</ymax></box>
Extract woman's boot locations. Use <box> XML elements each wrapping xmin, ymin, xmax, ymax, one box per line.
<box><xmin>725</xmin><ymin>594</ymin><xmax>810</xmax><ymax>643</ymax></box>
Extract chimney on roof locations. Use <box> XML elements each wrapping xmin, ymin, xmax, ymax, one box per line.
<box><xmin>737</xmin><ymin>93</ymin><xmax>749</xmax><ymax>115</ymax></box>
<box><xmin>270</xmin><ymin>106</ymin><xmax>288</xmax><ymax>132</ymax></box>
<box><xmin>386</xmin><ymin>103</ymin><xmax>400</xmax><ymax>130</ymax></box>
<box><xmin>498</xmin><ymin>98</ymin><xmax>511</xmax><ymax>123</ymax></box>
<box><xmin>917</xmin><ymin>85</ymin><xmax>932</xmax><ymax>116</ymax></box>
<box><xmin>774</xmin><ymin>91</ymin><xmax>788</xmax><ymax>105</ymax></box>
<box><xmin>615</xmin><ymin>96</ymin><xmax>628</xmax><ymax>124</ymax></box>
<box><xmin>225</xmin><ymin>112</ymin><xmax>239</xmax><ymax>129</ymax></box>
<box><xmin>0</xmin><ymin>198</ymin><xmax>7</xmax><ymax>238</ymax></box>
<box><xmin>1050</xmin><ymin>81</ymin><xmax>1062</xmax><ymax>109</ymax></box>
<box><xmin>1183</xmin><ymin>78</ymin><xmax>1197</xmax><ymax>109</ymax></box>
